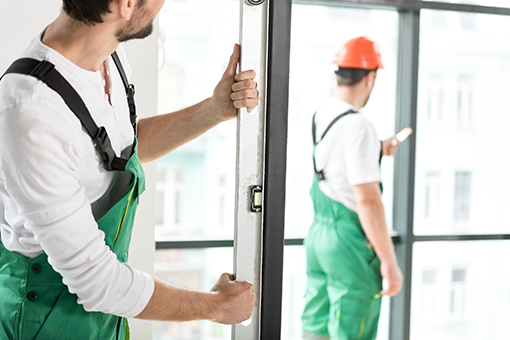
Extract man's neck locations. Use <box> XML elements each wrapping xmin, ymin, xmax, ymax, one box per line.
<box><xmin>332</xmin><ymin>85</ymin><xmax>364</xmax><ymax>111</ymax></box>
<box><xmin>42</xmin><ymin>11</ymin><xmax>120</xmax><ymax>72</ymax></box>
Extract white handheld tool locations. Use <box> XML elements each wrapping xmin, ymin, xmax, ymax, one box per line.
<box><xmin>392</xmin><ymin>127</ymin><xmax>413</xmax><ymax>145</ymax></box>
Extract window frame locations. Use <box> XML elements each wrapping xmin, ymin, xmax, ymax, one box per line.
<box><xmin>154</xmin><ymin>1</ymin><xmax>510</xmax><ymax>339</ymax></box>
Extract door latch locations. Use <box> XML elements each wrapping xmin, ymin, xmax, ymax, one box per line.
<box><xmin>250</xmin><ymin>185</ymin><xmax>263</xmax><ymax>212</ymax></box>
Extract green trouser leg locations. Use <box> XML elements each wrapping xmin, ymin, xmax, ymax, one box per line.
<box><xmin>302</xmin><ymin>178</ymin><xmax>382</xmax><ymax>340</ymax></box>
<box><xmin>0</xmin><ymin>141</ymin><xmax>144</xmax><ymax>340</ymax></box>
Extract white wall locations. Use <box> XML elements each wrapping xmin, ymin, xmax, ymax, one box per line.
<box><xmin>0</xmin><ymin>1</ymin><xmax>61</xmax><ymax>72</ymax></box>
<box><xmin>0</xmin><ymin>1</ymin><xmax>157</xmax><ymax>338</ymax></box>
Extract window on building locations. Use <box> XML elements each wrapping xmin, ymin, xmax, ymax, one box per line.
<box><xmin>421</xmin><ymin>269</ymin><xmax>437</xmax><ymax>315</ymax></box>
<box><xmin>424</xmin><ymin>171</ymin><xmax>441</xmax><ymax>219</ymax></box>
<box><xmin>428</xmin><ymin>74</ymin><xmax>445</xmax><ymax>122</ymax></box>
<box><xmin>173</xmin><ymin>169</ymin><xmax>185</xmax><ymax>226</ymax></box>
<box><xmin>451</xmin><ymin>268</ymin><xmax>467</xmax><ymax>315</ymax></box>
<box><xmin>454</xmin><ymin>171</ymin><xmax>472</xmax><ymax>220</ymax></box>
<box><xmin>218</xmin><ymin>175</ymin><xmax>227</xmax><ymax>228</ymax></box>
<box><xmin>457</xmin><ymin>75</ymin><xmax>474</xmax><ymax>125</ymax></box>
<box><xmin>156</xmin><ymin>169</ymin><xmax>167</xmax><ymax>227</ymax></box>
<box><xmin>156</xmin><ymin>191</ymin><xmax>165</xmax><ymax>225</ymax></box>
<box><xmin>155</xmin><ymin>167</ymin><xmax>186</xmax><ymax>239</ymax></box>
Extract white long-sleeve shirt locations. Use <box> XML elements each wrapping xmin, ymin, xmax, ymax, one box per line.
<box><xmin>0</xmin><ymin>34</ymin><xmax>154</xmax><ymax>318</ymax></box>
<box><xmin>314</xmin><ymin>99</ymin><xmax>382</xmax><ymax>213</ymax></box>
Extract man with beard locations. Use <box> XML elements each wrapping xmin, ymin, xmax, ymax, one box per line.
<box><xmin>301</xmin><ymin>37</ymin><xmax>403</xmax><ymax>340</ymax></box>
<box><xmin>0</xmin><ymin>0</ymin><xmax>258</xmax><ymax>339</ymax></box>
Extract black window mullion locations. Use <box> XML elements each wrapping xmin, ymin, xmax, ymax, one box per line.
<box><xmin>259</xmin><ymin>0</ymin><xmax>292</xmax><ymax>339</ymax></box>
<box><xmin>390</xmin><ymin>8</ymin><xmax>420</xmax><ymax>340</ymax></box>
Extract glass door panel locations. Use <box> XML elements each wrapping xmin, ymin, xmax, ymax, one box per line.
<box><xmin>411</xmin><ymin>241</ymin><xmax>510</xmax><ymax>340</ymax></box>
<box><xmin>414</xmin><ymin>10</ymin><xmax>510</xmax><ymax>235</ymax></box>
<box><xmin>156</xmin><ymin>0</ymin><xmax>239</xmax><ymax>241</ymax></box>
<box><xmin>154</xmin><ymin>248</ymin><xmax>233</xmax><ymax>340</ymax></box>
<box><xmin>155</xmin><ymin>1</ymin><xmax>240</xmax><ymax>339</ymax></box>
<box><xmin>285</xmin><ymin>4</ymin><xmax>399</xmax><ymax>238</ymax></box>
<box><xmin>284</xmin><ymin>3</ymin><xmax>399</xmax><ymax>339</ymax></box>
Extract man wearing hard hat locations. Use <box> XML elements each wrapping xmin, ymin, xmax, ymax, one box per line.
<box><xmin>301</xmin><ymin>37</ymin><xmax>404</xmax><ymax>340</ymax></box>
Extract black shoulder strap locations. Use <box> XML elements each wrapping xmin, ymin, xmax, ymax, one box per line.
<box><xmin>111</xmin><ymin>52</ymin><xmax>137</xmax><ymax>133</ymax></box>
<box><xmin>311</xmin><ymin>109</ymin><xmax>356</xmax><ymax>180</ymax></box>
<box><xmin>312</xmin><ymin>109</ymin><xmax>356</xmax><ymax>145</ymax></box>
<box><xmin>1</xmin><ymin>53</ymin><xmax>136</xmax><ymax>172</ymax></box>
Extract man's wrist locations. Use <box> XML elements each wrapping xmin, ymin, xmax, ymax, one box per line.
<box><xmin>200</xmin><ymin>291</ymin><xmax>221</xmax><ymax>321</ymax></box>
<box><xmin>379</xmin><ymin>255</ymin><xmax>398</xmax><ymax>267</ymax></box>
<box><xmin>205</xmin><ymin>292</ymin><xmax>223</xmax><ymax>322</ymax></box>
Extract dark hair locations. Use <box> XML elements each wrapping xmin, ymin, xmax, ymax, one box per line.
<box><xmin>335</xmin><ymin>68</ymin><xmax>375</xmax><ymax>86</ymax></box>
<box><xmin>62</xmin><ymin>0</ymin><xmax>147</xmax><ymax>24</ymax></box>
<box><xmin>62</xmin><ymin>0</ymin><xmax>114</xmax><ymax>24</ymax></box>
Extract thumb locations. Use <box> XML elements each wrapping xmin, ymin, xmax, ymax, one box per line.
<box><xmin>220</xmin><ymin>272</ymin><xmax>235</xmax><ymax>283</ymax></box>
<box><xmin>223</xmin><ymin>44</ymin><xmax>240</xmax><ymax>79</ymax></box>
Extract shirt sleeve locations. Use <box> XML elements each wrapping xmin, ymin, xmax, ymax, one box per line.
<box><xmin>0</xmin><ymin>99</ymin><xmax>154</xmax><ymax>318</ymax></box>
<box><xmin>343</xmin><ymin>118</ymin><xmax>382</xmax><ymax>186</ymax></box>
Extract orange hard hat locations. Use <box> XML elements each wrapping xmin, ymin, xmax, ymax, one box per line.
<box><xmin>333</xmin><ymin>36</ymin><xmax>384</xmax><ymax>70</ymax></box>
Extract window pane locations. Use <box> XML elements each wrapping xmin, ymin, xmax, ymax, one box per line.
<box><xmin>285</xmin><ymin>4</ymin><xmax>399</xmax><ymax>238</ymax></box>
<box><xmin>156</xmin><ymin>0</ymin><xmax>239</xmax><ymax>240</ymax></box>
<box><xmin>414</xmin><ymin>10</ymin><xmax>510</xmax><ymax>235</ymax></box>
<box><xmin>154</xmin><ymin>248</ymin><xmax>233</xmax><ymax>339</ymax></box>
<box><xmin>281</xmin><ymin>246</ymin><xmax>390</xmax><ymax>340</ymax></box>
<box><xmin>411</xmin><ymin>241</ymin><xmax>510</xmax><ymax>339</ymax></box>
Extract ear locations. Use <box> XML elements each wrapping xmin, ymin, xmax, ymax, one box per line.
<box><xmin>365</xmin><ymin>70</ymin><xmax>377</xmax><ymax>88</ymax></box>
<box><xmin>116</xmin><ymin>0</ymin><xmax>136</xmax><ymax>21</ymax></box>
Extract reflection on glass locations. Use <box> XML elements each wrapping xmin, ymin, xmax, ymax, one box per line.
<box><xmin>154</xmin><ymin>248</ymin><xmax>233</xmax><ymax>340</ymax></box>
<box><xmin>414</xmin><ymin>10</ymin><xmax>510</xmax><ymax>235</ymax></box>
<box><xmin>156</xmin><ymin>0</ymin><xmax>239</xmax><ymax>240</ymax></box>
<box><xmin>285</xmin><ymin>4</ymin><xmax>399</xmax><ymax>238</ymax></box>
<box><xmin>411</xmin><ymin>241</ymin><xmax>510</xmax><ymax>339</ymax></box>
<box><xmin>281</xmin><ymin>246</ymin><xmax>390</xmax><ymax>340</ymax></box>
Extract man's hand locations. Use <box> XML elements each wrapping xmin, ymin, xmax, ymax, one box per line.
<box><xmin>211</xmin><ymin>44</ymin><xmax>259</xmax><ymax>121</ymax></box>
<box><xmin>353</xmin><ymin>182</ymin><xmax>403</xmax><ymax>298</ymax></box>
<box><xmin>209</xmin><ymin>273</ymin><xmax>255</xmax><ymax>324</ymax></box>
<box><xmin>380</xmin><ymin>261</ymin><xmax>403</xmax><ymax>297</ymax></box>
<box><xmin>382</xmin><ymin>137</ymin><xmax>399</xmax><ymax>156</ymax></box>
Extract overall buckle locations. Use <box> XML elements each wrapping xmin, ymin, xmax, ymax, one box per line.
<box><xmin>93</xmin><ymin>127</ymin><xmax>116</xmax><ymax>171</ymax></box>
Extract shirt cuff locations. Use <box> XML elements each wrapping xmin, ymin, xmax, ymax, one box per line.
<box><xmin>124</xmin><ymin>271</ymin><xmax>155</xmax><ymax>318</ymax></box>
<box><xmin>349</xmin><ymin>174</ymin><xmax>382</xmax><ymax>187</ymax></box>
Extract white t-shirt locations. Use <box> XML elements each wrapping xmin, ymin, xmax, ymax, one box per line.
<box><xmin>0</xmin><ymin>34</ymin><xmax>154</xmax><ymax>318</ymax></box>
<box><xmin>314</xmin><ymin>98</ymin><xmax>382</xmax><ymax>213</ymax></box>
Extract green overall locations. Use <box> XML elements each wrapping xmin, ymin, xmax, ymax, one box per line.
<box><xmin>302</xmin><ymin>110</ymin><xmax>382</xmax><ymax>340</ymax></box>
<box><xmin>0</xmin><ymin>142</ymin><xmax>145</xmax><ymax>340</ymax></box>
<box><xmin>0</xmin><ymin>54</ymin><xmax>144</xmax><ymax>340</ymax></box>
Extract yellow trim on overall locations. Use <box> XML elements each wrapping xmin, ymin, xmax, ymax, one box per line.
<box><xmin>357</xmin><ymin>317</ymin><xmax>366</xmax><ymax>339</ymax></box>
<box><xmin>113</xmin><ymin>179</ymin><xmax>137</xmax><ymax>245</ymax></box>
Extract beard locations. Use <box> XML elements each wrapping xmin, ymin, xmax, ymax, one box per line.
<box><xmin>116</xmin><ymin>21</ymin><xmax>154</xmax><ymax>42</ymax></box>
<box><xmin>115</xmin><ymin>5</ymin><xmax>155</xmax><ymax>43</ymax></box>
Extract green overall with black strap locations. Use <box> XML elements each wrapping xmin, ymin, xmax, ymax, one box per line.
<box><xmin>0</xmin><ymin>53</ymin><xmax>144</xmax><ymax>340</ymax></box>
<box><xmin>302</xmin><ymin>110</ymin><xmax>383</xmax><ymax>340</ymax></box>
